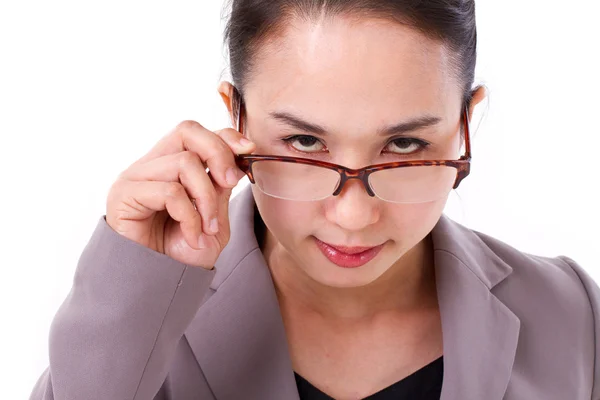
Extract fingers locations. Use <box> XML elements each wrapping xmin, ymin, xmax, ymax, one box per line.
<box><xmin>213</xmin><ymin>127</ymin><xmax>255</xmax><ymax>151</ymax></box>
<box><xmin>115</xmin><ymin>180</ymin><xmax>204</xmax><ymax>249</ymax></box>
<box><xmin>115</xmin><ymin>121</ymin><xmax>255</xmax><ymax>250</ymax></box>
<box><xmin>121</xmin><ymin>151</ymin><xmax>224</xmax><ymax>235</ymax></box>
<box><xmin>202</xmin><ymin>183</ymin><xmax>234</xmax><ymax>249</ymax></box>
<box><xmin>134</xmin><ymin>121</ymin><xmax>255</xmax><ymax>190</ymax></box>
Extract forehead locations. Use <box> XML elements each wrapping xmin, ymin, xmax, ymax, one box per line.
<box><xmin>244</xmin><ymin>16</ymin><xmax>461</xmax><ymax>124</ymax></box>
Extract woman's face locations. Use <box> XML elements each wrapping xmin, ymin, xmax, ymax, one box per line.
<box><xmin>224</xmin><ymin>16</ymin><xmax>477</xmax><ymax>288</ymax></box>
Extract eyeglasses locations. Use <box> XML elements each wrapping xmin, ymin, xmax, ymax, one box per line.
<box><xmin>233</xmin><ymin>90</ymin><xmax>472</xmax><ymax>204</ymax></box>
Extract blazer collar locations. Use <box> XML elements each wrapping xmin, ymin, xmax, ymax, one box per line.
<box><xmin>430</xmin><ymin>216</ymin><xmax>520</xmax><ymax>399</ymax></box>
<box><xmin>186</xmin><ymin>186</ymin><xmax>520</xmax><ymax>400</ymax></box>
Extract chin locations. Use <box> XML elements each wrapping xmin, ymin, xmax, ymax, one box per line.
<box><xmin>301</xmin><ymin>258</ymin><xmax>390</xmax><ymax>289</ymax></box>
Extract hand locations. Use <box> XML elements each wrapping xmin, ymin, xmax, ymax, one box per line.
<box><xmin>106</xmin><ymin>120</ymin><xmax>255</xmax><ymax>269</ymax></box>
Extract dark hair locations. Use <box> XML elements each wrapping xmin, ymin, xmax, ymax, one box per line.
<box><xmin>223</xmin><ymin>0</ymin><xmax>481</xmax><ymax>123</ymax></box>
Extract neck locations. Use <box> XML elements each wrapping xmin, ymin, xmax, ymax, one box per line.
<box><xmin>263</xmin><ymin>229</ymin><xmax>438</xmax><ymax>323</ymax></box>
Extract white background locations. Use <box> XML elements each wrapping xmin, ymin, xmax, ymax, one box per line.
<box><xmin>1</xmin><ymin>0</ymin><xmax>599</xmax><ymax>397</ymax></box>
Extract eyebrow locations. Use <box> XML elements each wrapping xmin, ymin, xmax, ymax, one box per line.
<box><xmin>269</xmin><ymin>111</ymin><xmax>442</xmax><ymax>136</ymax></box>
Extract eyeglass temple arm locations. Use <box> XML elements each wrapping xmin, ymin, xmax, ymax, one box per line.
<box><xmin>462</xmin><ymin>105</ymin><xmax>472</xmax><ymax>161</ymax></box>
<box><xmin>235</xmin><ymin>88</ymin><xmax>244</xmax><ymax>134</ymax></box>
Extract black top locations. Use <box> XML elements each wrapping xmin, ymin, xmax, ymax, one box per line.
<box><xmin>294</xmin><ymin>356</ymin><xmax>443</xmax><ymax>400</ymax></box>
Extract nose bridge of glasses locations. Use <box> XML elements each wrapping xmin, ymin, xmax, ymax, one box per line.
<box><xmin>332</xmin><ymin>169</ymin><xmax>375</xmax><ymax>197</ymax></box>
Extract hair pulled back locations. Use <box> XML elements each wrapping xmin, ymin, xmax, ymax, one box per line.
<box><xmin>223</xmin><ymin>0</ymin><xmax>479</xmax><ymax>121</ymax></box>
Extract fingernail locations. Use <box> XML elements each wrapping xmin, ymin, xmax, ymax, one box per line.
<box><xmin>198</xmin><ymin>234</ymin><xmax>208</xmax><ymax>249</ymax></box>
<box><xmin>209</xmin><ymin>217</ymin><xmax>219</xmax><ymax>233</ymax></box>
<box><xmin>239</xmin><ymin>137</ymin><xmax>252</xmax><ymax>147</ymax></box>
<box><xmin>226</xmin><ymin>167</ymin><xmax>238</xmax><ymax>186</ymax></box>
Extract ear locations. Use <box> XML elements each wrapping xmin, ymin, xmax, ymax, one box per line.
<box><xmin>467</xmin><ymin>84</ymin><xmax>488</xmax><ymax>122</ymax></box>
<box><xmin>218</xmin><ymin>81</ymin><xmax>236</xmax><ymax>127</ymax></box>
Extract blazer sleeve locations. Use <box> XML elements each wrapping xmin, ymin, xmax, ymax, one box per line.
<box><xmin>29</xmin><ymin>216</ymin><xmax>217</xmax><ymax>400</ymax></box>
<box><xmin>559</xmin><ymin>256</ymin><xmax>600</xmax><ymax>400</ymax></box>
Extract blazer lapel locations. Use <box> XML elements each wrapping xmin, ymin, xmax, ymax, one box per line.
<box><xmin>185</xmin><ymin>187</ymin><xmax>300</xmax><ymax>400</ymax></box>
<box><xmin>186</xmin><ymin>186</ymin><xmax>521</xmax><ymax>400</ymax></box>
<box><xmin>432</xmin><ymin>215</ymin><xmax>521</xmax><ymax>400</ymax></box>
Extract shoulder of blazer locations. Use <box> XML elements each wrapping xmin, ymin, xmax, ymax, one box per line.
<box><xmin>476</xmin><ymin>231</ymin><xmax>596</xmax><ymax>346</ymax></box>
<box><xmin>472</xmin><ymin>229</ymin><xmax>599</xmax><ymax>395</ymax></box>
<box><xmin>473</xmin><ymin>228</ymin><xmax>594</xmax><ymax>293</ymax></box>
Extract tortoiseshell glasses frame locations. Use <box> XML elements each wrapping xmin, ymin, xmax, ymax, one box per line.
<box><xmin>233</xmin><ymin>90</ymin><xmax>472</xmax><ymax>200</ymax></box>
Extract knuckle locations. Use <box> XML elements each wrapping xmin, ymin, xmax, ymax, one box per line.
<box><xmin>178</xmin><ymin>151</ymin><xmax>201</xmax><ymax>169</ymax></box>
<box><xmin>107</xmin><ymin>178</ymin><xmax>126</xmax><ymax>201</ymax></box>
<box><xmin>207</xmin><ymin>138</ymin><xmax>233</xmax><ymax>162</ymax></box>
<box><xmin>214</xmin><ymin>128</ymin><xmax>237</xmax><ymax>140</ymax></box>
<box><xmin>221</xmin><ymin>127</ymin><xmax>240</xmax><ymax>137</ymax></box>
<box><xmin>116</xmin><ymin>168</ymin><xmax>131</xmax><ymax>180</ymax></box>
<box><xmin>176</xmin><ymin>120</ymin><xmax>204</xmax><ymax>131</ymax></box>
<box><xmin>165</xmin><ymin>182</ymin><xmax>185</xmax><ymax>198</ymax></box>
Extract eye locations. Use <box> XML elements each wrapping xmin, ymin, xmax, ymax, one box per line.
<box><xmin>384</xmin><ymin>137</ymin><xmax>430</xmax><ymax>155</ymax></box>
<box><xmin>282</xmin><ymin>135</ymin><xmax>326</xmax><ymax>153</ymax></box>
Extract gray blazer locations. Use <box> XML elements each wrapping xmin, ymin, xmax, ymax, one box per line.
<box><xmin>30</xmin><ymin>186</ymin><xmax>599</xmax><ymax>400</ymax></box>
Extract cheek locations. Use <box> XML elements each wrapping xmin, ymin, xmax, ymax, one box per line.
<box><xmin>385</xmin><ymin>197</ymin><xmax>448</xmax><ymax>240</ymax></box>
<box><xmin>252</xmin><ymin>187</ymin><xmax>321</xmax><ymax>239</ymax></box>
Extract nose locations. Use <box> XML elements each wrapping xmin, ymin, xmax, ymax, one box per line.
<box><xmin>324</xmin><ymin>179</ymin><xmax>380</xmax><ymax>231</ymax></box>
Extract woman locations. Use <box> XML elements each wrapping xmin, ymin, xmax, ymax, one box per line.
<box><xmin>30</xmin><ymin>0</ymin><xmax>599</xmax><ymax>399</ymax></box>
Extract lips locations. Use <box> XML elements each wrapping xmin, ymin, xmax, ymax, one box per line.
<box><xmin>314</xmin><ymin>238</ymin><xmax>384</xmax><ymax>268</ymax></box>
<box><xmin>326</xmin><ymin>244</ymin><xmax>377</xmax><ymax>254</ymax></box>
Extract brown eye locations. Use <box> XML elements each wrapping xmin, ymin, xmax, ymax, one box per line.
<box><xmin>385</xmin><ymin>138</ymin><xmax>430</xmax><ymax>155</ymax></box>
<box><xmin>282</xmin><ymin>135</ymin><xmax>326</xmax><ymax>152</ymax></box>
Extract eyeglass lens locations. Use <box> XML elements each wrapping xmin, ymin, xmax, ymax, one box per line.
<box><xmin>250</xmin><ymin>161</ymin><xmax>457</xmax><ymax>203</ymax></box>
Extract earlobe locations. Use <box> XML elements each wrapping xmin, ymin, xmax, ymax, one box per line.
<box><xmin>218</xmin><ymin>81</ymin><xmax>236</xmax><ymax>126</ymax></box>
